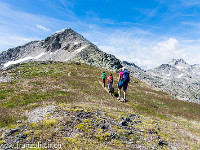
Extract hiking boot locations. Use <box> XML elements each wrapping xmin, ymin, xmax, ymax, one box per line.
<box><xmin>122</xmin><ymin>98</ymin><xmax>126</xmax><ymax>103</ymax></box>
<box><xmin>117</xmin><ymin>97</ymin><xmax>121</xmax><ymax>100</ymax></box>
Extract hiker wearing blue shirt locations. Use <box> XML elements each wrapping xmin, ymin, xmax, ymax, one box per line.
<box><xmin>117</xmin><ymin>68</ymin><xmax>130</xmax><ymax>102</ymax></box>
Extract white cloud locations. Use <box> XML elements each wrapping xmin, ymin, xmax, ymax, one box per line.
<box><xmin>181</xmin><ymin>22</ymin><xmax>200</xmax><ymax>28</ymax></box>
<box><xmin>36</xmin><ymin>24</ymin><xmax>50</xmax><ymax>31</ymax></box>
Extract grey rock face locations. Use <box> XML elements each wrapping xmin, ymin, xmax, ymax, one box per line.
<box><xmin>122</xmin><ymin>61</ymin><xmax>144</xmax><ymax>77</ymax></box>
<box><xmin>0</xmin><ymin>28</ymin><xmax>122</xmax><ymax>71</ymax></box>
<box><xmin>71</xmin><ymin>45</ymin><xmax>122</xmax><ymax>71</ymax></box>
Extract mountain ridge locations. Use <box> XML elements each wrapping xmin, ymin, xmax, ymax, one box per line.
<box><xmin>0</xmin><ymin>28</ymin><xmax>122</xmax><ymax>71</ymax></box>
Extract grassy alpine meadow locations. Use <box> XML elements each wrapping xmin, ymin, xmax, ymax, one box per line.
<box><xmin>0</xmin><ymin>61</ymin><xmax>200</xmax><ymax>149</ymax></box>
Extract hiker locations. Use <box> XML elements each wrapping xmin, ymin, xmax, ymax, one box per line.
<box><xmin>101</xmin><ymin>71</ymin><xmax>107</xmax><ymax>88</ymax></box>
<box><xmin>173</xmin><ymin>94</ymin><xmax>177</xmax><ymax>100</ymax></box>
<box><xmin>117</xmin><ymin>68</ymin><xmax>130</xmax><ymax>102</ymax></box>
<box><xmin>108</xmin><ymin>73</ymin><xmax>113</xmax><ymax>93</ymax></box>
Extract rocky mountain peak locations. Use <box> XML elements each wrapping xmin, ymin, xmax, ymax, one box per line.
<box><xmin>0</xmin><ymin>28</ymin><xmax>122</xmax><ymax>71</ymax></box>
<box><xmin>168</xmin><ymin>59</ymin><xmax>189</xmax><ymax>67</ymax></box>
<box><xmin>46</xmin><ymin>28</ymin><xmax>85</xmax><ymax>42</ymax></box>
<box><xmin>42</xmin><ymin>28</ymin><xmax>90</xmax><ymax>52</ymax></box>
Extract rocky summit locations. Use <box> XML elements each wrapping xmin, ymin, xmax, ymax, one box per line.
<box><xmin>0</xmin><ymin>28</ymin><xmax>122</xmax><ymax>71</ymax></box>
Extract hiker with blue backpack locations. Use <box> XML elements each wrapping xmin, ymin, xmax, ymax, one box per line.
<box><xmin>117</xmin><ymin>68</ymin><xmax>130</xmax><ymax>102</ymax></box>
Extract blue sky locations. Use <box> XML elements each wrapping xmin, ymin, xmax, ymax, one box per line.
<box><xmin>1</xmin><ymin>0</ymin><xmax>200</xmax><ymax>69</ymax></box>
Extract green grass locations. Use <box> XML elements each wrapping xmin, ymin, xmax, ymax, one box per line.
<box><xmin>0</xmin><ymin>107</ymin><xmax>27</xmax><ymax>128</ymax></box>
<box><xmin>0</xmin><ymin>89</ymin><xmax>15</xmax><ymax>100</ymax></box>
<box><xmin>0</xmin><ymin>91</ymin><xmax>71</xmax><ymax>108</ymax></box>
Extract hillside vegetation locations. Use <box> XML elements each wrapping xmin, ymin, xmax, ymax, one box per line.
<box><xmin>0</xmin><ymin>62</ymin><xmax>200</xmax><ymax>149</ymax></box>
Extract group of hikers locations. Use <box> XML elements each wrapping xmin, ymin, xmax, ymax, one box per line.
<box><xmin>101</xmin><ymin>68</ymin><xmax>130</xmax><ymax>103</ymax></box>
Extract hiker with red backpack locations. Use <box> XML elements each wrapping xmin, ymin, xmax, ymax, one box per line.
<box><xmin>108</xmin><ymin>73</ymin><xmax>113</xmax><ymax>93</ymax></box>
<box><xmin>101</xmin><ymin>71</ymin><xmax>107</xmax><ymax>88</ymax></box>
<box><xmin>117</xmin><ymin>68</ymin><xmax>130</xmax><ymax>102</ymax></box>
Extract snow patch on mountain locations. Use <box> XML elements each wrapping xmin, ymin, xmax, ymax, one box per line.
<box><xmin>177</xmin><ymin>74</ymin><xmax>184</xmax><ymax>78</ymax></box>
<box><xmin>35</xmin><ymin>52</ymin><xmax>45</xmax><ymax>59</ymax></box>
<box><xmin>75</xmin><ymin>46</ymin><xmax>86</xmax><ymax>53</ymax></box>
<box><xmin>4</xmin><ymin>57</ymin><xmax>33</xmax><ymax>68</ymax></box>
<box><xmin>3</xmin><ymin>52</ymin><xmax>46</xmax><ymax>67</ymax></box>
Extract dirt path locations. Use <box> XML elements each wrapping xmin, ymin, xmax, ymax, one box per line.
<box><xmin>68</xmin><ymin>71</ymin><xmax>71</xmax><ymax>76</ymax></box>
<box><xmin>98</xmin><ymin>80</ymin><xmax>109</xmax><ymax>93</ymax></box>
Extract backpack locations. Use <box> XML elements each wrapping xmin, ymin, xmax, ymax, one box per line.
<box><xmin>109</xmin><ymin>76</ymin><xmax>113</xmax><ymax>83</ymax></box>
<box><xmin>102</xmin><ymin>73</ymin><xmax>106</xmax><ymax>79</ymax></box>
<box><xmin>123</xmin><ymin>70</ymin><xmax>130</xmax><ymax>83</ymax></box>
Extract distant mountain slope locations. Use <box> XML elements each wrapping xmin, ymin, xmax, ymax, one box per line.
<box><xmin>122</xmin><ymin>61</ymin><xmax>146</xmax><ymax>80</ymax></box>
<box><xmin>127</xmin><ymin>59</ymin><xmax>200</xmax><ymax>103</ymax></box>
<box><xmin>0</xmin><ymin>28</ymin><xmax>122</xmax><ymax>71</ymax></box>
